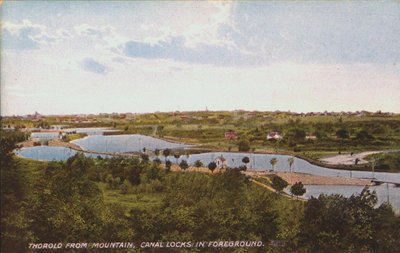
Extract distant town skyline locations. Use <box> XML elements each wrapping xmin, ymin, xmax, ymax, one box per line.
<box><xmin>1</xmin><ymin>1</ymin><xmax>399</xmax><ymax>116</ymax></box>
<box><xmin>3</xmin><ymin>109</ymin><xmax>399</xmax><ymax>118</ymax></box>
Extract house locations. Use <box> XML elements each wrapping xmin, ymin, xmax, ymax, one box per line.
<box><xmin>214</xmin><ymin>155</ymin><xmax>228</xmax><ymax>169</ymax></box>
<box><xmin>224</xmin><ymin>131</ymin><xmax>238</xmax><ymax>140</ymax></box>
<box><xmin>267</xmin><ymin>132</ymin><xmax>283</xmax><ymax>141</ymax></box>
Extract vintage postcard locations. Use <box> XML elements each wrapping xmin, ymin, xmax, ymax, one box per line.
<box><xmin>1</xmin><ymin>1</ymin><xmax>399</xmax><ymax>252</ymax></box>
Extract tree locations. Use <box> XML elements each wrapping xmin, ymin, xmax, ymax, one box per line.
<box><xmin>157</xmin><ymin>125</ymin><xmax>164</xmax><ymax>137</ymax></box>
<box><xmin>288</xmin><ymin>157</ymin><xmax>294</xmax><ymax>173</ymax></box>
<box><xmin>154</xmin><ymin>148</ymin><xmax>160</xmax><ymax>158</ymax></box>
<box><xmin>208</xmin><ymin>162</ymin><xmax>217</xmax><ymax>174</ymax></box>
<box><xmin>174</xmin><ymin>153</ymin><xmax>180</xmax><ymax>164</ymax></box>
<box><xmin>285</xmin><ymin>128</ymin><xmax>306</xmax><ymax>145</ymax></box>
<box><xmin>315</xmin><ymin>129</ymin><xmax>328</xmax><ymax>140</ymax></box>
<box><xmin>106</xmin><ymin>174</ymin><xmax>114</xmax><ymax>189</ymax></box>
<box><xmin>270</xmin><ymin>158</ymin><xmax>278</xmax><ymax>171</ymax></box>
<box><xmin>194</xmin><ymin>160</ymin><xmax>203</xmax><ymax>168</ymax></box>
<box><xmin>114</xmin><ymin>177</ymin><xmax>121</xmax><ymax>189</ymax></box>
<box><xmin>293</xmin><ymin>128</ymin><xmax>306</xmax><ymax>140</ymax></box>
<box><xmin>356</xmin><ymin>130</ymin><xmax>374</xmax><ymax>141</ymax></box>
<box><xmin>336</xmin><ymin>128</ymin><xmax>349</xmax><ymax>154</ymax></box>
<box><xmin>272</xmin><ymin>176</ymin><xmax>288</xmax><ymax>193</ymax></box>
<box><xmin>29</xmin><ymin>154</ymin><xmax>107</xmax><ymax>243</ymax></box>
<box><xmin>370</xmin><ymin>158</ymin><xmax>376</xmax><ymax>178</ymax></box>
<box><xmin>290</xmin><ymin>182</ymin><xmax>306</xmax><ymax>199</ymax></box>
<box><xmin>120</xmin><ymin>179</ymin><xmax>132</xmax><ymax>194</ymax></box>
<box><xmin>336</xmin><ymin>129</ymin><xmax>349</xmax><ymax>139</ymax></box>
<box><xmin>237</xmin><ymin>139</ymin><xmax>251</xmax><ymax>152</ymax></box>
<box><xmin>297</xmin><ymin>188</ymin><xmax>400</xmax><ymax>252</ymax></box>
<box><xmin>153</xmin><ymin>158</ymin><xmax>162</xmax><ymax>166</ymax></box>
<box><xmin>140</xmin><ymin>153</ymin><xmax>149</xmax><ymax>163</ymax></box>
<box><xmin>239</xmin><ymin>165</ymin><xmax>247</xmax><ymax>171</ymax></box>
<box><xmin>35</xmin><ymin>120</ymin><xmax>50</xmax><ymax>129</ymax></box>
<box><xmin>179</xmin><ymin>160</ymin><xmax>189</xmax><ymax>172</ymax></box>
<box><xmin>162</xmin><ymin>148</ymin><xmax>171</xmax><ymax>162</ymax></box>
<box><xmin>271</xmin><ymin>175</ymin><xmax>288</xmax><ymax>193</ymax></box>
<box><xmin>242</xmin><ymin>156</ymin><xmax>250</xmax><ymax>169</ymax></box>
<box><xmin>165</xmin><ymin>160</ymin><xmax>172</xmax><ymax>172</ymax></box>
<box><xmin>127</xmin><ymin>163</ymin><xmax>142</xmax><ymax>186</ymax></box>
<box><xmin>1</xmin><ymin>130</ymin><xmax>33</xmax><ymax>252</ymax></box>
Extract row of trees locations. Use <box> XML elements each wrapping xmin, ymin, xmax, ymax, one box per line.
<box><xmin>150</xmin><ymin>146</ymin><xmax>297</xmax><ymax>174</ymax></box>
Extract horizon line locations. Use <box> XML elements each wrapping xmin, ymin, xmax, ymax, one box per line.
<box><xmin>2</xmin><ymin>109</ymin><xmax>399</xmax><ymax>118</ymax></box>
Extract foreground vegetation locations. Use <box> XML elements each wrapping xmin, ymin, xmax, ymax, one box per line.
<box><xmin>2</xmin><ymin>129</ymin><xmax>400</xmax><ymax>252</ymax></box>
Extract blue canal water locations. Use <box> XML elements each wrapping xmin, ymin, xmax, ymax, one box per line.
<box><xmin>15</xmin><ymin>146</ymin><xmax>112</xmax><ymax>160</ymax></box>
<box><xmin>71</xmin><ymin>134</ymin><xmax>192</xmax><ymax>153</ymax></box>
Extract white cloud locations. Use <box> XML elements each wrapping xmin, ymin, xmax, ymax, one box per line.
<box><xmin>1</xmin><ymin>19</ymin><xmax>71</xmax><ymax>49</ymax></box>
<box><xmin>56</xmin><ymin>29</ymin><xmax>73</xmax><ymax>39</ymax></box>
<box><xmin>74</xmin><ymin>23</ymin><xmax>115</xmax><ymax>39</ymax></box>
<box><xmin>180</xmin><ymin>1</ymin><xmax>235</xmax><ymax>48</ymax></box>
<box><xmin>80</xmin><ymin>57</ymin><xmax>109</xmax><ymax>75</ymax></box>
<box><xmin>131</xmin><ymin>1</ymin><xmax>238</xmax><ymax>50</ymax></box>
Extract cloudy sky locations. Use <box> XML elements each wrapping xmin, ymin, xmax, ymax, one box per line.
<box><xmin>1</xmin><ymin>1</ymin><xmax>399</xmax><ymax>116</ymax></box>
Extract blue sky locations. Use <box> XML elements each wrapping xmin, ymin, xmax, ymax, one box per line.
<box><xmin>1</xmin><ymin>1</ymin><xmax>399</xmax><ymax>115</ymax></box>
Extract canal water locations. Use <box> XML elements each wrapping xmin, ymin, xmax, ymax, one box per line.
<box><xmin>71</xmin><ymin>134</ymin><xmax>192</xmax><ymax>153</ymax></box>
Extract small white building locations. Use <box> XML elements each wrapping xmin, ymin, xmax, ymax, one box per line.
<box><xmin>214</xmin><ymin>155</ymin><xmax>228</xmax><ymax>169</ymax></box>
<box><xmin>267</xmin><ymin>132</ymin><xmax>283</xmax><ymax>141</ymax></box>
